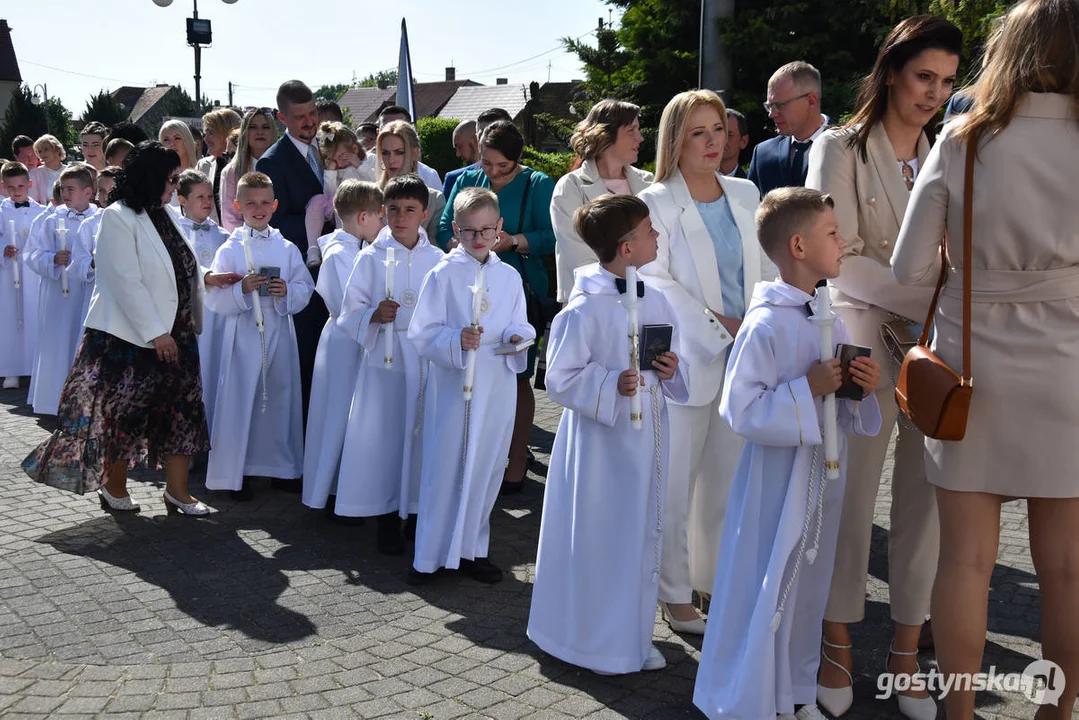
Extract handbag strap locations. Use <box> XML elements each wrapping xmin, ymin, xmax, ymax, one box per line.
<box><xmin>916</xmin><ymin>139</ymin><xmax>975</xmax><ymax>384</ymax></box>
<box><xmin>513</xmin><ymin>170</ymin><xmax>536</xmax><ymax>295</ymax></box>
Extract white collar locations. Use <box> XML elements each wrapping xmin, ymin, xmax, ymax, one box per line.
<box><xmin>287</xmin><ymin>131</ymin><xmax>315</xmax><ymax>159</ymax></box>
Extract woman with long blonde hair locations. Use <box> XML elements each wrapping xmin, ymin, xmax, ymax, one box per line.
<box><xmin>376</xmin><ymin>120</ymin><xmax>444</xmax><ymax>240</ymax></box>
<box><xmin>158</xmin><ymin>119</ymin><xmax>198</xmax><ymax>207</ymax></box>
<box><xmin>195</xmin><ymin>108</ymin><xmax>241</xmax><ymax>224</ymax></box>
<box><xmin>220</xmin><ymin>108</ymin><xmax>278</xmax><ymax>232</ymax></box>
<box><xmin>892</xmin><ymin>1</ymin><xmax>1079</xmax><ymax>717</ymax></box>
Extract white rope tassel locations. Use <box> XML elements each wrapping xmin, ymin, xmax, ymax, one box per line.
<box><xmin>772</xmin><ymin>447</ymin><xmax>822</xmax><ymax>633</ymax></box>
<box><xmin>649</xmin><ymin>384</ymin><xmax>663</xmax><ymax>583</ymax></box>
<box><xmin>413</xmin><ymin>362</ymin><xmax>427</xmax><ymax>437</ymax></box>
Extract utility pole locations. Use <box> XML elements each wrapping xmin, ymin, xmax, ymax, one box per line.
<box><xmin>228</xmin><ymin>81</ymin><xmax>233</xmax><ymax>107</ymax></box>
<box><xmin>699</xmin><ymin>0</ymin><xmax>734</xmax><ymax>97</ymax></box>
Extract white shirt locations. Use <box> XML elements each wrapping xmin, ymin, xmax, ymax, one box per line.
<box><xmin>287</xmin><ymin>131</ymin><xmax>319</xmax><ymax>167</ymax></box>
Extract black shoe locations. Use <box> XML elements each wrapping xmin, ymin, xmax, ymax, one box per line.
<box><xmin>231</xmin><ymin>483</ymin><xmax>254</xmax><ymax>502</ymax></box>
<box><xmin>330</xmin><ymin>513</ymin><xmax>365</xmax><ymax>526</ymax></box>
<box><xmin>271</xmin><ymin>478</ymin><xmax>302</xmax><ymax>493</ymax></box>
<box><xmin>404</xmin><ymin>514</ymin><xmax>417</xmax><ymax>542</ymax></box>
<box><xmin>407</xmin><ymin>568</ymin><xmax>438</xmax><ymax>586</ymax></box>
<box><xmin>500</xmin><ymin>480</ymin><xmax>524</xmax><ymax>496</ymax></box>
<box><xmin>459</xmin><ymin>557</ymin><xmax>503</xmax><ymax>584</ymax></box>
<box><xmin>376</xmin><ymin>513</ymin><xmax>405</xmax><ymax>556</ymax></box>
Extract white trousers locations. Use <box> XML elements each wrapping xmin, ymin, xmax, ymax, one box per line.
<box><xmin>660</xmin><ymin>396</ymin><xmax>744</xmax><ymax>604</ymax></box>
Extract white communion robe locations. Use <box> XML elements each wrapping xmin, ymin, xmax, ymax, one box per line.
<box><xmin>0</xmin><ymin>198</ymin><xmax>46</xmax><ymax>378</ymax></box>
<box><xmin>527</xmin><ymin>264</ymin><xmax>690</xmax><ymax>674</ymax></box>
<box><xmin>25</xmin><ymin>205</ymin><xmax>100</xmax><ymax>415</ymax></box>
<box><xmin>178</xmin><ymin>216</ymin><xmax>232</xmax><ymax>434</ymax></box>
<box><xmin>204</xmin><ymin>226</ymin><xmax>314</xmax><ymax>490</ymax></box>
<box><xmin>332</xmin><ymin>227</ymin><xmax>444</xmax><ymax>517</ymax></box>
<box><xmin>694</xmin><ymin>281</ymin><xmax>882</xmax><ymax>720</ymax></box>
<box><xmin>70</xmin><ymin>213</ymin><xmax>102</xmax><ymax>326</ymax></box>
<box><xmin>407</xmin><ymin>247</ymin><xmax>535</xmax><ymax>573</ymax></box>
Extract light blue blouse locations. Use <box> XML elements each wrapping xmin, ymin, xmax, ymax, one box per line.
<box><xmin>695</xmin><ymin>195</ymin><xmax>745</xmax><ymax>319</ymax></box>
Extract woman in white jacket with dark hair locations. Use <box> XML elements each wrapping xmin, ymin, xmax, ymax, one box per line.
<box><xmin>639</xmin><ymin>89</ymin><xmax>776</xmax><ymax>633</ymax></box>
<box><xmin>551</xmin><ymin>99</ymin><xmax>653</xmax><ymax>303</ymax></box>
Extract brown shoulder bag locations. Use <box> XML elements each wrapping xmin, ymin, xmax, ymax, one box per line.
<box><xmin>894</xmin><ymin>140</ymin><xmax>975</xmax><ymax>441</ymax></box>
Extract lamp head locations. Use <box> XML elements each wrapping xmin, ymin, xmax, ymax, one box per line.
<box><xmin>152</xmin><ymin>0</ymin><xmax>173</xmax><ymax>6</ymax></box>
<box><xmin>30</xmin><ymin>92</ymin><xmax>43</xmax><ymax>106</ymax></box>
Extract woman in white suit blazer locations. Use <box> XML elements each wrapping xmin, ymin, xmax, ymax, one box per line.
<box><xmin>551</xmin><ymin>99</ymin><xmax>653</xmax><ymax>303</ymax></box>
<box><xmin>639</xmin><ymin>90</ymin><xmax>777</xmax><ymax>634</ymax></box>
<box><xmin>24</xmin><ymin>141</ymin><xmax>240</xmax><ymax>518</ymax></box>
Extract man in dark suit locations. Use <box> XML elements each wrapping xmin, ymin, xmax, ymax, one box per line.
<box><xmin>721</xmin><ymin>109</ymin><xmax>750</xmax><ymax>181</ymax></box>
<box><xmin>747</xmin><ymin>61</ymin><xmax>830</xmax><ymax>196</ymax></box>
<box><xmin>255</xmin><ymin>80</ymin><xmax>329</xmax><ymax>473</ymax></box>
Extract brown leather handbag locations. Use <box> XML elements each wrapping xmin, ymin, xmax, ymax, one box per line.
<box><xmin>894</xmin><ymin>140</ymin><xmax>976</xmax><ymax>441</ymax></box>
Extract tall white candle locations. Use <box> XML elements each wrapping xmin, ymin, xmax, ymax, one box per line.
<box><xmin>242</xmin><ymin>227</ymin><xmax>268</xmax><ymax>412</ymax></box>
<box><xmin>8</xmin><ymin>219</ymin><xmax>21</xmax><ymax>330</ymax></box>
<box><xmin>624</xmin><ymin>265</ymin><xmax>643</xmax><ymax>430</ymax></box>
<box><xmin>811</xmin><ymin>284</ymin><xmax>840</xmax><ymax>480</ymax></box>
<box><xmin>463</xmin><ymin>263</ymin><xmax>486</xmax><ymax>400</ymax></box>
<box><xmin>56</xmin><ymin>217</ymin><xmax>69</xmax><ymax>297</ymax></box>
<box><xmin>383</xmin><ymin>246</ymin><xmax>398</xmax><ymax>367</ymax></box>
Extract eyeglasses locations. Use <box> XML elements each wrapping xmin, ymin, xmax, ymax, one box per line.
<box><xmin>166</xmin><ymin>174</ymin><xmax>180</xmax><ymax>185</ymax></box>
<box><xmin>763</xmin><ymin>92</ymin><xmax>811</xmax><ymax>114</ymax></box>
<box><xmin>457</xmin><ymin>226</ymin><xmax>499</xmax><ymax>242</ymax></box>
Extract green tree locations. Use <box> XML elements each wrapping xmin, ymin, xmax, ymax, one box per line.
<box><xmin>315</xmin><ymin>83</ymin><xmax>349</xmax><ymax>102</ymax></box>
<box><xmin>416</xmin><ymin>117</ymin><xmax>460</xmax><ymax>177</ymax></box>
<box><xmin>80</xmin><ymin>90</ymin><xmax>127</xmax><ymax>127</ymax></box>
<box><xmin>561</xmin><ymin>25</ymin><xmax>632</xmax><ymax>102</ymax></box>
<box><xmin>357</xmin><ymin>70</ymin><xmax>398</xmax><ymax>89</ymax></box>
<box><xmin>0</xmin><ymin>85</ymin><xmax>77</xmax><ymax>155</ymax></box>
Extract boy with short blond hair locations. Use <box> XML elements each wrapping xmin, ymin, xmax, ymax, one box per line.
<box><xmin>406</xmin><ymin>186</ymin><xmax>535</xmax><ymax>584</ymax></box>
<box><xmin>204</xmin><ymin>171</ymin><xmax>315</xmax><ymax>499</ymax></box>
<box><xmin>694</xmin><ymin>187</ymin><xmax>883</xmax><ymax>720</ymax></box>
<box><xmin>0</xmin><ymin>161</ymin><xmax>46</xmax><ymax>387</ymax></box>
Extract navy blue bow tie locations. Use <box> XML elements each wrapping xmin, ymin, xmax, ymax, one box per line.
<box><xmin>615</xmin><ymin>277</ymin><xmax>645</xmax><ymax>297</ymax></box>
<box><xmin>69</xmin><ymin>211</ymin><xmax>86</xmax><ymax>220</ymax></box>
<box><xmin>13</xmin><ymin>201</ymin><xmax>30</xmax><ymax>209</ymax></box>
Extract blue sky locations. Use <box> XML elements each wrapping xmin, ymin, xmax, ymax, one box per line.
<box><xmin>7</xmin><ymin>0</ymin><xmax>613</xmax><ymax>112</ymax></box>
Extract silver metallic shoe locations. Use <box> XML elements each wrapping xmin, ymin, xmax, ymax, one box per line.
<box><xmin>98</xmin><ymin>487</ymin><xmax>140</xmax><ymax>513</ymax></box>
<box><xmin>163</xmin><ymin>491</ymin><xmax>210</xmax><ymax>517</ymax></box>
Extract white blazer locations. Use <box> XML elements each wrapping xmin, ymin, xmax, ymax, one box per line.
<box><xmin>551</xmin><ymin>159</ymin><xmax>653</xmax><ymax>303</ymax></box>
<box><xmin>84</xmin><ymin>202</ymin><xmax>204</xmax><ymax>348</ymax></box>
<box><xmin>639</xmin><ymin>170</ymin><xmax>777</xmax><ymax>407</ymax></box>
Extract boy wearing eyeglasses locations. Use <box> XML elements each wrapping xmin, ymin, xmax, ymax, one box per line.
<box><xmin>406</xmin><ymin>186</ymin><xmax>534</xmax><ymax>586</ymax></box>
<box><xmin>330</xmin><ymin>175</ymin><xmax>442</xmax><ymax>553</ymax></box>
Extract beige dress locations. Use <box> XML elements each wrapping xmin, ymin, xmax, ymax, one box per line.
<box><xmin>892</xmin><ymin>93</ymin><xmax>1079</xmax><ymax>498</ymax></box>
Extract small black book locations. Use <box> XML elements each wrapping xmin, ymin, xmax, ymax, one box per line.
<box><xmin>258</xmin><ymin>265</ymin><xmax>281</xmax><ymax>296</ymax></box>
<box><xmin>835</xmin><ymin>343</ymin><xmax>872</xmax><ymax>401</ymax></box>
<box><xmin>640</xmin><ymin>324</ymin><xmax>673</xmax><ymax>370</ymax></box>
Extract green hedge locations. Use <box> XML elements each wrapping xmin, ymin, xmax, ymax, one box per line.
<box><xmin>416</xmin><ymin>117</ymin><xmax>461</xmax><ymax>179</ymax></box>
<box><xmin>522</xmin><ymin>147</ymin><xmax>574</xmax><ymax>182</ymax></box>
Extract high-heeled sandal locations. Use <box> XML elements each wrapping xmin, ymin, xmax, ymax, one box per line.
<box><xmin>163</xmin><ymin>491</ymin><xmax>210</xmax><ymax>517</ymax></box>
<box><xmin>817</xmin><ymin>638</ymin><xmax>854</xmax><ymax>717</ymax></box>
<box><xmin>98</xmin><ymin>487</ymin><xmax>140</xmax><ymax>513</ymax></box>
<box><xmin>660</xmin><ymin>602</ymin><xmax>706</xmax><ymax>635</ymax></box>
<box><xmin>887</xmin><ymin>643</ymin><xmax>937</xmax><ymax>720</ymax></box>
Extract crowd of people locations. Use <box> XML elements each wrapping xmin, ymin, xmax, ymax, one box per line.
<box><xmin>1</xmin><ymin>1</ymin><xmax>1077</xmax><ymax>718</ymax></box>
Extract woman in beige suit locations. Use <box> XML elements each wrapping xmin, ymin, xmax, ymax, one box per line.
<box><xmin>806</xmin><ymin>15</ymin><xmax>962</xmax><ymax>720</ymax></box>
<box><xmin>552</xmin><ymin>99</ymin><xmax>653</xmax><ymax>303</ymax></box>
<box><xmin>893</xmin><ymin>2</ymin><xmax>1079</xmax><ymax>717</ymax></box>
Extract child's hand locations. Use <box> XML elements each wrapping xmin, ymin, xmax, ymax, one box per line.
<box><xmin>848</xmin><ymin>356</ymin><xmax>881</xmax><ymax>398</ymax></box>
<box><xmin>268</xmin><ymin>277</ymin><xmax>287</xmax><ymax>297</ymax></box>
<box><xmin>241</xmin><ymin>273</ymin><xmax>266</xmax><ymax>293</ymax></box>
<box><xmin>807</xmin><ymin>359</ymin><xmax>842</xmax><ymax>397</ymax></box>
<box><xmin>652</xmin><ymin>351</ymin><xmax>679</xmax><ymax>381</ymax></box>
<box><xmin>373</xmin><ymin>300</ymin><xmax>400</xmax><ymax>324</ymax></box>
<box><xmin>508</xmin><ymin>334</ymin><xmax>529</xmax><ymax>354</ymax></box>
<box><xmin>54</xmin><ymin>250</ymin><xmax>70</xmax><ymax>266</ymax></box>
<box><xmin>3</xmin><ymin>245</ymin><xmax>16</xmax><ymax>258</ymax></box>
<box><xmin>205</xmin><ymin>271</ymin><xmax>243</xmax><ymax>288</ymax></box>
<box><xmin>618</xmin><ymin>369</ymin><xmax>642</xmax><ymax>397</ymax></box>
<box><xmin>461</xmin><ymin>326</ymin><xmax>483</xmax><ymax>350</ymax></box>
<box><xmin>340</xmin><ymin>152</ymin><xmax>362</xmax><ymax>169</ymax></box>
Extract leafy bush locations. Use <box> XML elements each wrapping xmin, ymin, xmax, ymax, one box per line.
<box><xmin>416</xmin><ymin>117</ymin><xmax>461</xmax><ymax>179</ymax></box>
<box><xmin>522</xmin><ymin>147</ymin><xmax>575</xmax><ymax>182</ymax></box>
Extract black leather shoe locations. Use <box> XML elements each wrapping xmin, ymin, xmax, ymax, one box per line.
<box><xmin>459</xmin><ymin>557</ymin><xmax>503</xmax><ymax>584</ymax></box>
<box><xmin>407</xmin><ymin>568</ymin><xmax>438</xmax><ymax>586</ymax></box>
<box><xmin>231</xmin><ymin>483</ymin><xmax>254</xmax><ymax>502</ymax></box>
<box><xmin>499</xmin><ymin>480</ymin><xmax>524</xmax><ymax>496</ymax></box>
<box><xmin>404</xmin><ymin>514</ymin><xmax>417</xmax><ymax>542</ymax></box>
<box><xmin>376</xmin><ymin>513</ymin><xmax>405</xmax><ymax>556</ymax></box>
<box><xmin>271</xmin><ymin>478</ymin><xmax>302</xmax><ymax>493</ymax></box>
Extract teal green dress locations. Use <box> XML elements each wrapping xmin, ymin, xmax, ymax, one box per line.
<box><xmin>438</xmin><ymin>167</ymin><xmax>556</xmax><ymax>378</ymax></box>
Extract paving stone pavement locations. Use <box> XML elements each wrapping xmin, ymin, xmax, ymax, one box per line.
<box><xmin>0</xmin><ymin>382</ymin><xmax>1060</xmax><ymax>720</ymax></box>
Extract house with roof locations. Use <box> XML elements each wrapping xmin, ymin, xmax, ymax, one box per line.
<box><xmin>0</xmin><ymin>20</ymin><xmax>22</xmax><ymax>124</ymax></box>
<box><xmin>109</xmin><ymin>84</ymin><xmax>190</xmax><ymax>137</ymax></box>
<box><xmin>338</xmin><ymin>73</ymin><xmax>480</xmax><ymax>125</ymax></box>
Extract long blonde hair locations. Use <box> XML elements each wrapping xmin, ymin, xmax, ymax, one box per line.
<box><xmin>654</xmin><ymin>90</ymin><xmax>727</xmax><ymax>183</ymax></box>
<box><xmin>231</xmin><ymin>107</ymin><xmax>278</xmax><ymax>177</ymax></box>
<box><xmin>956</xmin><ymin>0</ymin><xmax>1079</xmax><ymax>149</ymax></box>
<box><xmin>376</xmin><ymin>120</ymin><xmax>420</xmax><ymax>188</ymax></box>
<box><xmin>158</xmin><ymin>119</ymin><xmax>198</xmax><ymax>170</ymax></box>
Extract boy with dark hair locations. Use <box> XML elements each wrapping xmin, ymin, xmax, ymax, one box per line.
<box><xmin>316</xmin><ymin>100</ymin><xmax>343</xmax><ymax>124</ymax></box>
<box><xmin>0</xmin><ymin>161</ymin><xmax>46</xmax><ymax>387</ymax></box>
<box><xmin>12</xmin><ymin>136</ymin><xmax>39</xmax><ymax>169</ymax></box>
<box><xmin>105</xmin><ymin>138</ymin><xmax>134</xmax><ymax>168</ymax></box>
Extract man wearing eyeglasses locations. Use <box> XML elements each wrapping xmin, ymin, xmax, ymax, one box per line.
<box><xmin>747</xmin><ymin>61</ymin><xmax>830</xmax><ymax>196</ymax></box>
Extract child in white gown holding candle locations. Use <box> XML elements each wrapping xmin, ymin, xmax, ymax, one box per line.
<box><xmin>527</xmin><ymin>195</ymin><xmax>688</xmax><ymax>675</ymax></box>
<box><xmin>407</xmin><ymin>187</ymin><xmax>534</xmax><ymax>585</ymax></box>
<box><xmin>0</xmin><ymin>162</ymin><xmax>46</xmax><ymax>388</ymax></box>
<box><xmin>204</xmin><ymin>172</ymin><xmax>314</xmax><ymax>497</ymax></box>
<box><xmin>302</xmin><ymin>179</ymin><xmax>385</xmax><ymax>512</ymax></box>
<box><xmin>693</xmin><ymin>188</ymin><xmax>883</xmax><ymax>720</ymax></box>
<box><xmin>333</xmin><ymin>175</ymin><xmax>444</xmax><ymax>553</ymax></box>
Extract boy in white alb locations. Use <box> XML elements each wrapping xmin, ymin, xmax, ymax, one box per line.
<box><xmin>204</xmin><ymin>171</ymin><xmax>315</xmax><ymax>497</ymax></box>
<box><xmin>24</xmin><ymin>165</ymin><xmax>100</xmax><ymax>415</ymax></box>
<box><xmin>693</xmin><ymin>188</ymin><xmax>883</xmax><ymax>720</ymax></box>
<box><xmin>302</xmin><ymin>179</ymin><xmax>384</xmax><ymax>512</ymax></box>
<box><xmin>69</xmin><ymin>167</ymin><xmax>121</xmax><ymax>326</ymax></box>
<box><xmin>177</xmin><ymin>169</ymin><xmax>233</xmax><ymax>432</ymax></box>
<box><xmin>0</xmin><ymin>162</ymin><xmax>46</xmax><ymax>388</ymax></box>
<box><xmin>334</xmin><ymin>175</ymin><xmax>444</xmax><ymax>554</ymax></box>
<box><xmin>528</xmin><ymin>195</ymin><xmax>688</xmax><ymax>675</ymax></box>
<box><xmin>407</xmin><ymin>187</ymin><xmax>535</xmax><ymax>585</ymax></box>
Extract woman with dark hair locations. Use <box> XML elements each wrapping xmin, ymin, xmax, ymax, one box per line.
<box><xmin>551</xmin><ymin>99</ymin><xmax>653</xmax><ymax>303</ymax></box>
<box><xmin>805</xmin><ymin>15</ymin><xmax>962</xmax><ymax>719</ymax></box>
<box><xmin>23</xmin><ymin>141</ymin><xmax>241</xmax><ymax>517</ymax></box>
<box><xmin>436</xmin><ymin>120</ymin><xmax>556</xmax><ymax>494</ymax></box>
<box><xmin>893</xmin><ymin>1</ymin><xmax>1079</xmax><ymax>717</ymax></box>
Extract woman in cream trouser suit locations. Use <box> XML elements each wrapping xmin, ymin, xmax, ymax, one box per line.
<box><xmin>806</xmin><ymin>14</ymin><xmax>963</xmax><ymax>720</ymax></box>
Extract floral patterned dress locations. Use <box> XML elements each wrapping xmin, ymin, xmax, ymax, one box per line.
<box><xmin>23</xmin><ymin>206</ymin><xmax>210</xmax><ymax>494</ymax></box>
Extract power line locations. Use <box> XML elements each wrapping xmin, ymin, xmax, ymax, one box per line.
<box><xmin>21</xmin><ymin>59</ymin><xmax>154</xmax><ymax>87</ymax></box>
<box><xmin>453</xmin><ymin>29</ymin><xmax>595</xmax><ymax>78</ymax></box>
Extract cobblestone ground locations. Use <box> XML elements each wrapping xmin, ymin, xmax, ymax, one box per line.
<box><xmin>0</xmin><ymin>383</ymin><xmax>1057</xmax><ymax>720</ymax></box>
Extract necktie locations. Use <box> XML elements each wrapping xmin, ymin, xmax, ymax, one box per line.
<box><xmin>790</xmin><ymin>140</ymin><xmax>811</xmax><ymax>181</ymax></box>
<box><xmin>305</xmin><ymin>143</ymin><xmax>322</xmax><ymax>179</ymax></box>
<box><xmin>13</xmin><ymin>201</ymin><xmax>29</xmax><ymax>209</ymax></box>
<box><xmin>190</xmin><ymin>221</ymin><xmax>212</xmax><ymax>232</ymax></box>
<box><xmin>615</xmin><ymin>277</ymin><xmax>645</xmax><ymax>297</ymax></box>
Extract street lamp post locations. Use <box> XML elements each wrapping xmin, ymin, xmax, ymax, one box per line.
<box><xmin>152</xmin><ymin>0</ymin><xmax>238</xmax><ymax>113</ymax></box>
<box><xmin>30</xmin><ymin>84</ymin><xmax>51</xmax><ymax>134</ymax></box>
